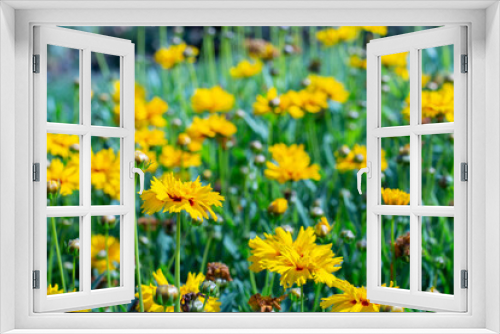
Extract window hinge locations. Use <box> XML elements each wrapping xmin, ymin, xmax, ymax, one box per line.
<box><xmin>461</xmin><ymin>270</ymin><xmax>468</xmax><ymax>289</ymax></box>
<box><xmin>33</xmin><ymin>270</ymin><xmax>40</xmax><ymax>289</ymax></box>
<box><xmin>461</xmin><ymin>162</ymin><xmax>468</xmax><ymax>181</ymax></box>
<box><xmin>33</xmin><ymin>54</ymin><xmax>40</xmax><ymax>73</ymax></box>
<box><xmin>461</xmin><ymin>54</ymin><xmax>468</xmax><ymax>73</ymax></box>
<box><xmin>33</xmin><ymin>163</ymin><xmax>40</xmax><ymax>182</ymax></box>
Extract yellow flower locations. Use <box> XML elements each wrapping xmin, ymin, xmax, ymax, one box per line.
<box><xmin>91</xmin><ymin>235</ymin><xmax>120</xmax><ymax>274</ymax></box>
<box><xmin>47</xmin><ymin>159</ymin><xmax>79</xmax><ymax>196</ymax></box>
<box><xmin>316</xmin><ymin>27</ymin><xmax>360</xmax><ymax>47</ymax></box>
<box><xmin>249</xmin><ymin>226</ymin><xmax>343</xmax><ymax>288</ymax></box>
<box><xmin>315</xmin><ymin>217</ymin><xmax>332</xmax><ymax>237</ymax></box>
<box><xmin>253</xmin><ymin>88</ymin><xmax>327</xmax><ymax>119</ymax></box>
<box><xmin>362</xmin><ymin>26</ymin><xmax>388</xmax><ymax>36</ymax></box>
<box><xmin>135</xmin><ymin>128</ymin><xmax>167</xmax><ymax>150</ymax></box>
<box><xmin>191</xmin><ymin>86</ymin><xmax>235</xmax><ymax>114</ymax></box>
<box><xmin>297</xmin><ymin>89</ymin><xmax>328</xmax><ymax>114</ymax></box>
<box><xmin>91</xmin><ymin>149</ymin><xmax>121</xmax><ymax>200</ymax></box>
<box><xmin>141</xmin><ymin>173</ymin><xmax>224</xmax><ymax>221</ymax></box>
<box><xmin>159</xmin><ymin>145</ymin><xmax>202</xmax><ymax>169</ymax></box>
<box><xmin>253</xmin><ymin>87</ymin><xmax>283</xmax><ymax>116</ymax></box>
<box><xmin>230</xmin><ymin>59</ymin><xmax>263</xmax><ymax>78</ymax></box>
<box><xmin>349</xmin><ymin>55</ymin><xmax>367</xmax><ymax>69</ymax></box>
<box><xmin>47</xmin><ymin>284</ymin><xmax>64</xmax><ymax>295</ymax></box>
<box><xmin>112</xmin><ymin>80</ymin><xmax>146</xmax><ymax>104</ymax></box>
<box><xmin>154</xmin><ymin>44</ymin><xmax>199</xmax><ymax>69</ymax></box>
<box><xmin>381</xmin><ymin>52</ymin><xmax>409</xmax><ymax>80</ymax></box>
<box><xmin>136</xmin><ymin>270</ymin><xmax>220</xmax><ymax>313</ymax></box>
<box><xmin>47</xmin><ymin>133</ymin><xmax>79</xmax><ymax>158</ymax></box>
<box><xmin>138</xmin><ymin>97</ymin><xmax>169</xmax><ymax>129</ymax></box>
<box><xmin>320</xmin><ymin>280</ymin><xmax>380</xmax><ymax>312</ymax></box>
<box><xmin>335</xmin><ymin>144</ymin><xmax>388</xmax><ymax>173</ymax></box>
<box><xmin>268</xmin><ymin>198</ymin><xmax>288</xmax><ymax>215</ymax></box>
<box><xmin>246</xmin><ymin>39</ymin><xmax>280</xmax><ymax>61</ymax></box>
<box><xmin>306</xmin><ymin>75</ymin><xmax>349</xmax><ymax>104</ymax></box>
<box><xmin>402</xmin><ymin>83</ymin><xmax>454</xmax><ymax>122</ymax></box>
<box><xmin>381</xmin><ymin>188</ymin><xmax>410</xmax><ymax>205</ymax></box>
<box><xmin>185</xmin><ymin>115</ymin><xmax>237</xmax><ymax>151</ymax></box>
<box><xmin>265</xmin><ymin>144</ymin><xmax>321</xmax><ymax>183</ymax></box>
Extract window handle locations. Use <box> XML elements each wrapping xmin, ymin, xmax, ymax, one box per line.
<box><xmin>357</xmin><ymin>162</ymin><xmax>371</xmax><ymax>195</ymax></box>
<box><xmin>130</xmin><ymin>161</ymin><xmax>144</xmax><ymax>195</ymax></box>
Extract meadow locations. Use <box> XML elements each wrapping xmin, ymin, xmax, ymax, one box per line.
<box><xmin>45</xmin><ymin>26</ymin><xmax>455</xmax><ymax>312</ymax></box>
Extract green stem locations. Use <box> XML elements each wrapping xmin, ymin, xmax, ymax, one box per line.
<box><xmin>267</xmin><ymin>272</ymin><xmax>275</xmax><ymax>296</ymax></box>
<box><xmin>249</xmin><ymin>271</ymin><xmax>258</xmax><ymax>295</ymax></box>
<box><xmin>312</xmin><ymin>283</ymin><xmax>323</xmax><ymax>312</ymax></box>
<box><xmin>134</xmin><ymin>216</ymin><xmax>144</xmax><ymax>312</ymax></box>
<box><xmin>50</xmin><ymin>217</ymin><xmax>66</xmax><ymax>292</ymax></box>
<box><xmin>95</xmin><ymin>52</ymin><xmax>110</xmax><ymax>79</ymax></box>
<box><xmin>105</xmin><ymin>225</ymin><xmax>112</xmax><ymax>288</ymax></box>
<box><xmin>72</xmin><ymin>256</ymin><xmax>76</xmax><ymax>292</ymax></box>
<box><xmin>175</xmin><ymin>213</ymin><xmax>182</xmax><ymax>312</ymax></box>
<box><xmin>200</xmin><ymin>235</ymin><xmax>213</xmax><ymax>273</ymax></box>
<box><xmin>300</xmin><ymin>285</ymin><xmax>305</xmax><ymax>312</ymax></box>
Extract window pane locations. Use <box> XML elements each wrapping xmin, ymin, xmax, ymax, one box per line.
<box><xmin>47</xmin><ymin>216</ymin><xmax>80</xmax><ymax>295</ymax></box>
<box><xmin>420</xmin><ymin>45</ymin><xmax>454</xmax><ymax>124</ymax></box>
<box><xmin>47</xmin><ymin>45</ymin><xmax>80</xmax><ymax>124</ymax></box>
<box><xmin>381</xmin><ymin>136</ymin><xmax>410</xmax><ymax>204</ymax></box>
<box><xmin>380</xmin><ymin>52</ymin><xmax>410</xmax><ymax>127</ymax></box>
<box><xmin>91</xmin><ymin>136</ymin><xmax>121</xmax><ymax>205</ymax></box>
<box><xmin>91</xmin><ymin>52</ymin><xmax>121</xmax><ymax>127</ymax></box>
<box><xmin>421</xmin><ymin>216</ymin><xmax>454</xmax><ymax>295</ymax></box>
<box><xmin>421</xmin><ymin>134</ymin><xmax>454</xmax><ymax>206</ymax></box>
<box><xmin>381</xmin><ymin>215</ymin><xmax>410</xmax><ymax>290</ymax></box>
<box><xmin>91</xmin><ymin>215</ymin><xmax>121</xmax><ymax>290</ymax></box>
<box><xmin>47</xmin><ymin>133</ymin><xmax>80</xmax><ymax>206</ymax></box>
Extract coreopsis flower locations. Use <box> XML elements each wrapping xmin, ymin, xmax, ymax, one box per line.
<box><xmin>230</xmin><ymin>59</ymin><xmax>263</xmax><ymax>78</ymax></box>
<box><xmin>335</xmin><ymin>144</ymin><xmax>388</xmax><ymax>173</ymax></box>
<box><xmin>47</xmin><ymin>134</ymin><xmax>79</xmax><ymax>158</ymax></box>
<box><xmin>305</xmin><ymin>75</ymin><xmax>349</xmax><ymax>103</ymax></box>
<box><xmin>316</xmin><ymin>27</ymin><xmax>360</xmax><ymax>47</ymax></box>
<box><xmin>245</xmin><ymin>38</ymin><xmax>280</xmax><ymax>61</ymax></box>
<box><xmin>297</xmin><ymin>89</ymin><xmax>328</xmax><ymax>113</ymax></box>
<box><xmin>320</xmin><ymin>279</ymin><xmax>380</xmax><ymax>312</ymax></box>
<box><xmin>206</xmin><ymin>262</ymin><xmax>233</xmax><ymax>283</ymax></box>
<box><xmin>47</xmin><ymin>284</ymin><xmax>64</xmax><ymax>295</ymax></box>
<box><xmin>249</xmin><ymin>226</ymin><xmax>343</xmax><ymax>288</ymax></box>
<box><xmin>91</xmin><ymin>149</ymin><xmax>121</xmax><ymax>200</ymax></box>
<box><xmin>46</xmin><ymin>159</ymin><xmax>79</xmax><ymax>196</ymax></box>
<box><xmin>154</xmin><ymin>43</ymin><xmax>199</xmax><ymax>69</ymax></box>
<box><xmin>253</xmin><ymin>87</ymin><xmax>284</xmax><ymax>116</ymax></box>
<box><xmin>90</xmin><ymin>235</ymin><xmax>120</xmax><ymax>274</ymax></box>
<box><xmin>421</xmin><ymin>83</ymin><xmax>454</xmax><ymax>121</ymax></box>
<box><xmin>349</xmin><ymin>55</ymin><xmax>367</xmax><ymax>69</ymax></box>
<box><xmin>159</xmin><ymin>145</ymin><xmax>202</xmax><ymax>169</ymax></box>
<box><xmin>191</xmin><ymin>86</ymin><xmax>234</xmax><ymax>114</ymax></box>
<box><xmin>112</xmin><ymin>80</ymin><xmax>146</xmax><ymax>104</ymax></box>
<box><xmin>265</xmin><ymin>144</ymin><xmax>321</xmax><ymax>183</ymax></box>
<box><xmin>138</xmin><ymin>97</ymin><xmax>169</xmax><ymax>128</ymax></box>
<box><xmin>135</xmin><ymin>128</ymin><xmax>167</xmax><ymax>150</ymax></box>
<box><xmin>315</xmin><ymin>216</ymin><xmax>332</xmax><ymax>238</ymax></box>
<box><xmin>362</xmin><ymin>26</ymin><xmax>388</xmax><ymax>36</ymax></box>
<box><xmin>268</xmin><ymin>198</ymin><xmax>288</xmax><ymax>215</ymax></box>
<box><xmin>381</xmin><ymin>52</ymin><xmax>409</xmax><ymax>80</ymax></box>
<box><xmin>140</xmin><ymin>173</ymin><xmax>224</xmax><ymax>221</ymax></box>
<box><xmin>381</xmin><ymin>188</ymin><xmax>410</xmax><ymax>205</ymax></box>
<box><xmin>248</xmin><ymin>293</ymin><xmax>287</xmax><ymax>312</ymax></box>
<box><xmin>185</xmin><ymin>115</ymin><xmax>237</xmax><ymax>151</ymax></box>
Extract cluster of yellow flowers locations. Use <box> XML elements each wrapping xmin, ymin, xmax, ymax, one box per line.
<box><xmin>402</xmin><ymin>83</ymin><xmax>454</xmax><ymax>122</ymax></box>
<box><xmin>112</xmin><ymin>81</ymin><xmax>169</xmax><ymax>129</ymax></box>
<box><xmin>46</xmin><ymin>134</ymin><xmax>80</xmax><ymax>197</ymax></box>
<box><xmin>381</xmin><ymin>188</ymin><xmax>410</xmax><ymax>206</ymax></box>
<box><xmin>230</xmin><ymin>59</ymin><xmax>263</xmax><ymax>78</ymax></box>
<box><xmin>137</xmin><ymin>269</ymin><xmax>221</xmax><ymax>312</ymax></box>
<box><xmin>265</xmin><ymin>144</ymin><xmax>321</xmax><ymax>183</ymax></box>
<box><xmin>141</xmin><ymin>172</ymin><xmax>224</xmax><ymax>222</ymax></box>
<box><xmin>381</xmin><ymin>52</ymin><xmax>409</xmax><ymax>80</ymax></box>
<box><xmin>249</xmin><ymin>226</ymin><xmax>343</xmax><ymax>288</ymax></box>
<box><xmin>182</xmin><ymin>114</ymin><xmax>237</xmax><ymax>152</ymax></box>
<box><xmin>335</xmin><ymin>144</ymin><xmax>388</xmax><ymax>173</ymax></box>
<box><xmin>159</xmin><ymin>145</ymin><xmax>201</xmax><ymax>169</ymax></box>
<box><xmin>316</xmin><ymin>26</ymin><xmax>387</xmax><ymax>47</ymax></box>
<box><xmin>154</xmin><ymin>43</ymin><xmax>199</xmax><ymax>70</ymax></box>
<box><xmin>91</xmin><ymin>148</ymin><xmax>121</xmax><ymax>200</ymax></box>
<box><xmin>90</xmin><ymin>234</ymin><xmax>121</xmax><ymax>274</ymax></box>
<box><xmin>191</xmin><ymin>86</ymin><xmax>235</xmax><ymax>114</ymax></box>
<box><xmin>253</xmin><ymin>75</ymin><xmax>348</xmax><ymax>119</ymax></box>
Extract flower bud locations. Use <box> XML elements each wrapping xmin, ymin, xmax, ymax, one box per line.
<box><xmin>174</xmin><ymin>26</ymin><xmax>184</xmax><ymax>35</ymax></box>
<box><xmin>206</xmin><ymin>27</ymin><xmax>217</xmax><ymax>36</ymax></box>
<box><xmin>281</xmin><ymin>224</ymin><xmax>294</xmax><ymax>233</ymax></box>
<box><xmin>356</xmin><ymin>239</ymin><xmax>367</xmax><ymax>251</ymax></box>
<box><xmin>310</xmin><ymin>206</ymin><xmax>324</xmax><ymax>218</ymax></box>
<box><xmin>270</xmin><ymin>97</ymin><xmax>281</xmax><ymax>108</ymax></box>
<box><xmin>201</xmin><ymin>280</ymin><xmax>219</xmax><ymax>296</ymax></box>
<box><xmin>235</xmin><ymin>109</ymin><xmax>246</xmax><ymax>119</ymax></box>
<box><xmin>190</xmin><ymin>217</ymin><xmax>204</xmax><ymax>227</ymax></box>
<box><xmin>70</xmin><ymin>143</ymin><xmax>80</xmax><ymax>152</ymax></box>
<box><xmin>177</xmin><ymin>133</ymin><xmax>191</xmax><ymax>147</ymax></box>
<box><xmin>354</xmin><ymin>154</ymin><xmax>365</xmax><ymax>163</ymax></box>
<box><xmin>101</xmin><ymin>215</ymin><xmax>116</xmax><ymax>226</ymax></box>
<box><xmin>268</xmin><ymin>198</ymin><xmax>288</xmax><ymax>215</ymax></box>
<box><xmin>337</xmin><ymin>145</ymin><xmax>351</xmax><ymax>157</ymax></box>
<box><xmin>172</xmin><ymin>118</ymin><xmax>182</xmax><ymax>128</ymax></box>
<box><xmin>156</xmin><ymin>284</ymin><xmax>179</xmax><ymax>304</ymax></box>
<box><xmin>67</xmin><ymin>238</ymin><xmax>80</xmax><ymax>256</ymax></box>
<box><xmin>254</xmin><ymin>154</ymin><xmax>266</xmax><ymax>166</ymax></box>
<box><xmin>47</xmin><ymin>180</ymin><xmax>60</xmax><ymax>194</ymax></box>
<box><xmin>340</xmin><ymin>230</ymin><xmax>355</xmax><ymax>243</ymax></box>
<box><xmin>172</xmin><ymin>36</ymin><xmax>183</xmax><ymax>45</ymax></box>
<box><xmin>135</xmin><ymin>150</ymin><xmax>149</xmax><ymax>164</ymax></box>
<box><xmin>250</xmin><ymin>140</ymin><xmax>263</xmax><ymax>153</ymax></box>
<box><xmin>434</xmin><ymin>256</ymin><xmax>446</xmax><ymax>269</ymax></box>
<box><xmin>202</xmin><ymin>169</ymin><xmax>213</xmax><ymax>180</ymax></box>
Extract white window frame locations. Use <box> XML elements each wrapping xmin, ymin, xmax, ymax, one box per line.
<box><xmin>365</xmin><ymin>26</ymin><xmax>467</xmax><ymax>312</ymax></box>
<box><xmin>32</xmin><ymin>26</ymin><xmax>136</xmax><ymax>312</ymax></box>
<box><xmin>1</xmin><ymin>2</ymin><xmax>499</xmax><ymax>333</ymax></box>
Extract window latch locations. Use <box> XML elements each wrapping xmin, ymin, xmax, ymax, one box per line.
<box><xmin>461</xmin><ymin>270</ymin><xmax>468</xmax><ymax>289</ymax></box>
<box><xmin>33</xmin><ymin>270</ymin><xmax>40</xmax><ymax>289</ymax></box>
<box><xmin>357</xmin><ymin>162</ymin><xmax>371</xmax><ymax>195</ymax></box>
<box><xmin>33</xmin><ymin>163</ymin><xmax>40</xmax><ymax>182</ymax></box>
<box><xmin>130</xmin><ymin>161</ymin><xmax>144</xmax><ymax>194</ymax></box>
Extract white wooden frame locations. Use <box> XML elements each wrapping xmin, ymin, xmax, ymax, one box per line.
<box><xmin>32</xmin><ymin>26</ymin><xmax>136</xmax><ymax>312</ymax></box>
<box><xmin>1</xmin><ymin>2</ymin><xmax>499</xmax><ymax>333</ymax></box>
<box><xmin>366</xmin><ymin>26</ymin><xmax>467</xmax><ymax>312</ymax></box>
